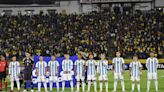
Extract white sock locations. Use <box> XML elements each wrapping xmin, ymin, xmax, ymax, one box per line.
<box><xmin>88</xmin><ymin>81</ymin><xmax>91</xmax><ymax>91</ymax></box>
<box><xmin>38</xmin><ymin>82</ymin><xmax>41</xmax><ymax>91</ymax></box>
<box><xmin>114</xmin><ymin>79</ymin><xmax>117</xmax><ymax>91</ymax></box>
<box><xmin>70</xmin><ymin>80</ymin><xmax>74</xmax><ymax>91</ymax></box>
<box><xmin>82</xmin><ymin>81</ymin><xmax>85</xmax><ymax>91</ymax></box>
<box><xmin>105</xmin><ymin>81</ymin><xmax>108</xmax><ymax>91</ymax></box>
<box><xmin>94</xmin><ymin>81</ymin><xmax>97</xmax><ymax>91</ymax></box>
<box><xmin>11</xmin><ymin>81</ymin><xmax>14</xmax><ymax>91</ymax></box>
<box><xmin>50</xmin><ymin>82</ymin><xmax>53</xmax><ymax>91</ymax></box>
<box><xmin>16</xmin><ymin>80</ymin><xmax>20</xmax><ymax>90</ymax></box>
<box><xmin>155</xmin><ymin>80</ymin><xmax>158</xmax><ymax>91</ymax></box>
<box><xmin>147</xmin><ymin>80</ymin><xmax>150</xmax><ymax>91</ymax></box>
<box><xmin>121</xmin><ymin>79</ymin><xmax>125</xmax><ymax>91</ymax></box>
<box><xmin>100</xmin><ymin>82</ymin><xmax>103</xmax><ymax>91</ymax></box>
<box><xmin>77</xmin><ymin>81</ymin><xmax>80</xmax><ymax>91</ymax></box>
<box><xmin>43</xmin><ymin>82</ymin><xmax>47</xmax><ymax>91</ymax></box>
<box><xmin>132</xmin><ymin>82</ymin><xmax>135</xmax><ymax>91</ymax></box>
<box><xmin>62</xmin><ymin>81</ymin><xmax>65</xmax><ymax>91</ymax></box>
<box><xmin>56</xmin><ymin>82</ymin><xmax>59</xmax><ymax>91</ymax></box>
<box><xmin>137</xmin><ymin>82</ymin><xmax>140</xmax><ymax>91</ymax></box>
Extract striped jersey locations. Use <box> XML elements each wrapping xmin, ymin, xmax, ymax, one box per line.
<box><xmin>48</xmin><ymin>60</ymin><xmax>59</xmax><ymax>76</ymax></box>
<box><xmin>146</xmin><ymin>57</ymin><xmax>158</xmax><ymax>73</ymax></box>
<box><xmin>130</xmin><ymin>61</ymin><xmax>142</xmax><ymax>77</ymax></box>
<box><xmin>74</xmin><ymin>59</ymin><xmax>85</xmax><ymax>76</ymax></box>
<box><xmin>86</xmin><ymin>60</ymin><xmax>97</xmax><ymax>75</ymax></box>
<box><xmin>36</xmin><ymin>61</ymin><xmax>47</xmax><ymax>76</ymax></box>
<box><xmin>112</xmin><ymin>57</ymin><xmax>125</xmax><ymax>73</ymax></box>
<box><xmin>9</xmin><ymin>61</ymin><xmax>21</xmax><ymax>77</ymax></box>
<box><xmin>62</xmin><ymin>59</ymin><xmax>73</xmax><ymax>72</ymax></box>
<box><xmin>97</xmin><ymin>60</ymin><xmax>108</xmax><ymax>76</ymax></box>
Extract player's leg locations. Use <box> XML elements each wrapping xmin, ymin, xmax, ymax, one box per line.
<box><xmin>23</xmin><ymin>73</ymin><xmax>28</xmax><ymax>92</ymax></box>
<box><xmin>55</xmin><ymin>77</ymin><xmax>59</xmax><ymax>91</ymax></box>
<box><xmin>76</xmin><ymin>76</ymin><xmax>80</xmax><ymax>92</ymax></box>
<box><xmin>120</xmin><ymin>74</ymin><xmax>125</xmax><ymax>92</ymax></box>
<box><xmin>113</xmin><ymin>73</ymin><xmax>118</xmax><ymax>92</ymax></box>
<box><xmin>99</xmin><ymin>76</ymin><xmax>103</xmax><ymax>92</ymax></box>
<box><xmin>147</xmin><ymin>73</ymin><xmax>151</xmax><ymax>92</ymax></box>
<box><xmin>10</xmin><ymin>76</ymin><xmax>14</xmax><ymax>92</ymax></box>
<box><xmin>81</xmin><ymin>77</ymin><xmax>85</xmax><ymax>92</ymax></box>
<box><xmin>104</xmin><ymin>75</ymin><xmax>108</xmax><ymax>92</ymax></box>
<box><xmin>137</xmin><ymin>79</ymin><xmax>141</xmax><ymax>92</ymax></box>
<box><xmin>153</xmin><ymin>73</ymin><xmax>158</xmax><ymax>92</ymax></box>
<box><xmin>49</xmin><ymin>76</ymin><xmax>53</xmax><ymax>92</ymax></box>
<box><xmin>131</xmin><ymin>77</ymin><xmax>135</xmax><ymax>92</ymax></box>
<box><xmin>37</xmin><ymin>76</ymin><xmax>41</xmax><ymax>92</ymax></box>
<box><xmin>93</xmin><ymin>75</ymin><xmax>97</xmax><ymax>92</ymax></box>
<box><xmin>42</xmin><ymin>76</ymin><xmax>48</xmax><ymax>92</ymax></box>
<box><xmin>0</xmin><ymin>78</ymin><xmax>2</xmax><ymax>91</ymax></box>
<box><xmin>69</xmin><ymin>74</ymin><xmax>74</xmax><ymax>92</ymax></box>
<box><xmin>87</xmin><ymin>75</ymin><xmax>91</xmax><ymax>92</ymax></box>
<box><xmin>30</xmin><ymin>73</ymin><xmax>34</xmax><ymax>92</ymax></box>
<box><xmin>15</xmin><ymin>77</ymin><xmax>20</xmax><ymax>92</ymax></box>
<box><xmin>62</xmin><ymin>75</ymin><xmax>66</xmax><ymax>91</ymax></box>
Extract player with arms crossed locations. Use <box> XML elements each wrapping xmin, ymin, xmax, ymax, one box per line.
<box><xmin>61</xmin><ymin>53</ymin><xmax>74</xmax><ymax>92</ymax></box>
<box><xmin>86</xmin><ymin>53</ymin><xmax>97</xmax><ymax>92</ymax></box>
<box><xmin>0</xmin><ymin>55</ymin><xmax>8</xmax><ymax>91</ymax></box>
<box><xmin>129</xmin><ymin>55</ymin><xmax>142</xmax><ymax>92</ymax></box>
<box><xmin>74</xmin><ymin>53</ymin><xmax>85</xmax><ymax>92</ymax></box>
<box><xmin>35</xmin><ymin>56</ymin><xmax>48</xmax><ymax>92</ymax></box>
<box><xmin>97</xmin><ymin>53</ymin><xmax>108</xmax><ymax>92</ymax></box>
<box><xmin>9</xmin><ymin>56</ymin><xmax>21</xmax><ymax>92</ymax></box>
<box><xmin>146</xmin><ymin>51</ymin><xmax>159</xmax><ymax>92</ymax></box>
<box><xmin>48</xmin><ymin>55</ymin><xmax>59</xmax><ymax>92</ymax></box>
<box><xmin>112</xmin><ymin>51</ymin><xmax>125</xmax><ymax>92</ymax></box>
<box><xmin>23</xmin><ymin>52</ymin><xmax>34</xmax><ymax>92</ymax></box>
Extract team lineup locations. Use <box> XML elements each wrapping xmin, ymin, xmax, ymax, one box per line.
<box><xmin>0</xmin><ymin>51</ymin><xmax>159</xmax><ymax>92</ymax></box>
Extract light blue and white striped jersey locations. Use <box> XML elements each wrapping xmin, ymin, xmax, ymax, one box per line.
<box><xmin>62</xmin><ymin>59</ymin><xmax>73</xmax><ymax>72</ymax></box>
<box><xmin>146</xmin><ymin>57</ymin><xmax>158</xmax><ymax>73</ymax></box>
<box><xmin>74</xmin><ymin>59</ymin><xmax>85</xmax><ymax>76</ymax></box>
<box><xmin>48</xmin><ymin>60</ymin><xmax>59</xmax><ymax>76</ymax></box>
<box><xmin>36</xmin><ymin>61</ymin><xmax>47</xmax><ymax>76</ymax></box>
<box><xmin>130</xmin><ymin>61</ymin><xmax>142</xmax><ymax>77</ymax></box>
<box><xmin>97</xmin><ymin>60</ymin><xmax>108</xmax><ymax>76</ymax></box>
<box><xmin>9</xmin><ymin>61</ymin><xmax>21</xmax><ymax>77</ymax></box>
<box><xmin>86</xmin><ymin>60</ymin><xmax>97</xmax><ymax>76</ymax></box>
<box><xmin>112</xmin><ymin>57</ymin><xmax>125</xmax><ymax>73</ymax></box>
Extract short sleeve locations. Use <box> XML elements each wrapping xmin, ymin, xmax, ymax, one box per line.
<box><xmin>155</xmin><ymin>58</ymin><xmax>159</xmax><ymax>64</ymax></box>
<box><xmin>112</xmin><ymin>58</ymin><xmax>115</xmax><ymax>64</ymax></box>
<box><xmin>129</xmin><ymin>62</ymin><xmax>132</xmax><ymax>67</ymax></box>
<box><xmin>44</xmin><ymin>62</ymin><xmax>47</xmax><ymax>67</ymax></box>
<box><xmin>86</xmin><ymin>60</ymin><xmax>89</xmax><ymax>66</ymax></box>
<box><xmin>121</xmin><ymin>58</ymin><xmax>125</xmax><ymax>63</ymax></box>
<box><xmin>35</xmin><ymin>62</ymin><xmax>38</xmax><ymax>68</ymax></box>
<box><xmin>139</xmin><ymin>62</ymin><xmax>142</xmax><ymax>67</ymax></box>
<box><xmin>56</xmin><ymin>61</ymin><xmax>59</xmax><ymax>67</ymax></box>
<box><xmin>74</xmin><ymin>60</ymin><xmax>77</xmax><ymax>65</ymax></box>
<box><xmin>48</xmin><ymin>61</ymin><xmax>50</xmax><ymax>66</ymax></box>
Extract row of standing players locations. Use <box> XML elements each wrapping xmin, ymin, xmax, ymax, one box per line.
<box><xmin>0</xmin><ymin>51</ymin><xmax>159</xmax><ymax>92</ymax></box>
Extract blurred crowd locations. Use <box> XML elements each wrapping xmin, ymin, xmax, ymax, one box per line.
<box><xmin>0</xmin><ymin>10</ymin><xmax>163</xmax><ymax>60</ymax></box>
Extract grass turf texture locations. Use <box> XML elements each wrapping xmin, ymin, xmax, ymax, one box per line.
<box><xmin>5</xmin><ymin>70</ymin><xmax>164</xmax><ymax>92</ymax></box>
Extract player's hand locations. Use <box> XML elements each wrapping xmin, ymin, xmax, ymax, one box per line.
<box><xmin>130</xmin><ymin>73</ymin><xmax>131</xmax><ymax>77</ymax></box>
<box><xmin>140</xmin><ymin>72</ymin><xmax>142</xmax><ymax>77</ymax></box>
<box><xmin>36</xmin><ymin>72</ymin><xmax>38</xmax><ymax>76</ymax></box>
<box><xmin>121</xmin><ymin>71</ymin><xmax>124</xmax><ymax>75</ymax></box>
<box><xmin>55</xmin><ymin>73</ymin><xmax>58</xmax><ymax>76</ymax></box>
<box><xmin>112</xmin><ymin>71</ymin><xmax>114</xmax><ymax>75</ymax></box>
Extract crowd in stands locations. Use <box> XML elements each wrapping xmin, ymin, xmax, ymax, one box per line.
<box><xmin>0</xmin><ymin>9</ymin><xmax>163</xmax><ymax>60</ymax></box>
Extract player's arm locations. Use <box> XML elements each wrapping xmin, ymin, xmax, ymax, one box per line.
<box><xmin>35</xmin><ymin>62</ymin><xmax>38</xmax><ymax>76</ymax></box>
<box><xmin>44</xmin><ymin>62</ymin><xmax>48</xmax><ymax>76</ymax></box>
<box><xmin>62</xmin><ymin>60</ymin><xmax>66</xmax><ymax>73</ymax></box>
<box><xmin>146</xmin><ymin>58</ymin><xmax>149</xmax><ymax>69</ymax></box>
<box><xmin>74</xmin><ymin>61</ymin><xmax>77</xmax><ymax>76</ymax></box>
<box><xmin>56</xmin><ymin>62</ymin><xmax>59</xmax><ymax>76</ymax></box>
<box><xmin>8</xmin><ymin>62</ymin><xmax>11</xmax><ymax>76</ymax></box>
<box><xmin>129</xmin><ymin>63</ymin><xmax>132</xmax><ymax>77</ymax></box>
<box><xmin>156</xmin><ymin>58</ymin><xmax>159</xmax><ymax>68</ymax></box>
<box><xmin>82</xmin><ymin>61</ymin><xmax>86</xmax><ymax>76</ymax></box>
<box><xmin>139</xmin><ymin>62</ymin><xmax>142</xmax><ymax>77</ymax></box>
<box><xmin>47</xmin><ymin>62</ymin><xmax>50</xmax><ymax>75</ymax></box>
<box><xmin>18</xmin><ymin>62</ymin><xmax>21</xmax><ymax>76</ymax></box>
<box><xmin>112</xmin><ymin>58</ymin><xmax>115</xmax><ymax>74</ymax></box>
<box><xmin>122</xmin><ymin>58</ymin><xmax>125</xmax><ymax>74</ymax></box>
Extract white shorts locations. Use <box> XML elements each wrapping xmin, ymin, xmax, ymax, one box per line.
<box><xmin>37</xmin><ymin>76</ymin><xmax>46</xmax><ymax>82</ymax></box>
<box><xmin>114</xmin><ymin>73</ymin><xmax>124</xmax><ymax>80</ymax></box>
<box><xmin>87</xmin><ymin>75</ymin><xmax>96</xmax><ymax>81</ymax></box>
<box><xmin>62</xmin><ymin>74</ymin><xmax>72</xmax><ymax>81</ymax></box>
<box><xmin>49</xmin><ymin>76</ymin><xmax>58</xmax><ymax>82</ymax></box>
<box><xmin>10</xmin><ymin>76</ymin><xmax>19</xmax><ymax>81</ymax></box>
<box><xmin>131</xmin><ymin>76</ymin><xmax>140</xmax><ymax>81</ymax></box>
<box><xmin>148</xmin><ymin>73</ymin><xmax>157</xmax><ymax>80</ymax></box>
<box><xmin>99</xmin><ymin>75</ymin><xmax>108</xmax><ymax>81</ymax></box>
<box><xmin>76</xmin><ymin>75</ymin><xmax>84</xmax><ymax>81</ymax></box>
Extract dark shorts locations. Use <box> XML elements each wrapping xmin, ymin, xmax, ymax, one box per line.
<box><xmin>24</xmin><ymin>71</ymin><xmax>32</xmax><ymax>80</ymax></box>
<box><xmin>0</xmin><ymin>72</ymin><xmax>6</xmax><ymax>79</ymax></box>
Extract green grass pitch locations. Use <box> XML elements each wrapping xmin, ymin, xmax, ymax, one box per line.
<box><xmin>9</xmin><ymin>70</ymin><xmax>164</xmax><ymax>92</ymax></box>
